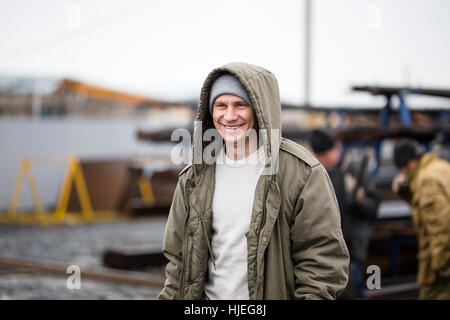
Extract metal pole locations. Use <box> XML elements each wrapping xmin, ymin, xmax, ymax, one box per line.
<box><xmin>304</xmin><ymin>0</ymin><xmax>311</xmax><ymax>107</ymax></box>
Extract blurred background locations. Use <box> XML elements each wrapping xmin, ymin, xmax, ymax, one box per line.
<box><xmin>0</xmin><ymin>0</ymin><xmax>449</xmax><ymax>299</ymax></box>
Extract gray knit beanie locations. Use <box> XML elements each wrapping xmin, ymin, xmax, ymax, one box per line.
<box><xmin>208</xmin><ymin>73</ymin><xmax>252</xmax><ymax>115</ymax></box>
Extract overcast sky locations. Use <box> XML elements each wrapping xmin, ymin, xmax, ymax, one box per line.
<box><xmin>1</xmin><ymin>0</ymin><xmax>450</xmax><ymax>107</ymax></box>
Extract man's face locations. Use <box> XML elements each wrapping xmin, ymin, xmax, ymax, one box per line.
<box><xmin>316</xmin><ymin>145</ymin><xmax>341</xmax><ymax>171</ymax></box>
<box><xmin>212</xmin><ymin>94</ymin><xmax>257</xmax><ymax>143</ymax></box>
<box><xmin>401</xmin><ymin>159</ymin><xmax>419</xmax><ymax>178</ymax></box>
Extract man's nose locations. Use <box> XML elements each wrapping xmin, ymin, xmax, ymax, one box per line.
<box><xmin>223</xmin><ymin>106</ymin><xmax>238</xmax><ymax>121</ymax></box>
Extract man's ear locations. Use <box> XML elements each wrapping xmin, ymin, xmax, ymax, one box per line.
<box><xmin>401</xmin><ymin>159</ymin><xmax>414</xmax><ymax>177</ymax></box>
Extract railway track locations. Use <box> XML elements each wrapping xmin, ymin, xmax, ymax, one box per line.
<box><xmin>0</xmin><ymin>255</ymin><xmax>165</xmax><ymax>288</ymax></box>
<box><xmin>366</xmin><ymin>282</ymin><xmax>419</xmax><ymax>300</ymax></box>
<box><xmin>1</xmin><ymin>255</ymin><xmax>420</xmax><ymax>299</ymax></box>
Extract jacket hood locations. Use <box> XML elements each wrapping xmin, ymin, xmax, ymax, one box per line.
<box><xmin>193</xmin><ymin>62</ymin><xmax>282</xmax><ymax>171</ymax></box>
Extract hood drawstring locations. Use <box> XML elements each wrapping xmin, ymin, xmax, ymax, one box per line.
<box><xmin>192</xmin><ymin>162</ymin><xmax>217</xmax><ymax>270</ymax></box>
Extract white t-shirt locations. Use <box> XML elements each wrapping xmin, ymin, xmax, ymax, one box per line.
<box><xmin>204</xmin><ymin>145</ymin><xmax>266</xmax><ymax>300</ymax></box>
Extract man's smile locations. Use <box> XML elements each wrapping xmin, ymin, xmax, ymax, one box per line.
<box><xmin>223</xmin><ymin>124</ymin><xmax>245</xmax><ymax>132</ymax></box>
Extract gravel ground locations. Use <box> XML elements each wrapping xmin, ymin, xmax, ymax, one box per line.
<box><xmin>0</xmin><ymin>272</ymin><xmax>162</xmax><ymax>300</ymax></box>
<box><xmin>0</xmin><ymin>216</ymin><xmax>168</xmax><ymax>300</ymax></box>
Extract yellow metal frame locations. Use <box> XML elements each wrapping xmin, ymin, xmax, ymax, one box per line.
<box><xmin>137</xmin><ymin>176</ymin><xmax>155</xmax><ymax>205</ymax></box>
<box><xmin>54</xmin><ymin>155</ymin><xmax>93</xmax><ymax>220</ymax></box>
<box><xmin>0</xmin><ymin>155</ymin><xmax>119</xmax><ymax>225</ymax></box>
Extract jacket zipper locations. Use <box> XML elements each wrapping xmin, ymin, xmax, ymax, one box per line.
<box><xmin>187</xmin><ymin>236</ymin><xmax>193</xmax><ymax>283</ymax></box>
<box><xmin>253</xmin><ymin>178</ymin><xmax>270</xmax><ymax>300</ymax></box>
<box><xmin>257</xmin><ymin>178</ymin><xmax>270</xmax><ymax>237</ymax></box>
<box><xmin>179</xmin><ymin>208</ymin><xmax>190</xmax><ymax>298</ymax></box>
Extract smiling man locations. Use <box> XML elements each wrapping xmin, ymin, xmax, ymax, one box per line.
<box><xmin>159</xmin><ymin>62</ymin><xmax>349</xmax><ymax>300</ymax></box>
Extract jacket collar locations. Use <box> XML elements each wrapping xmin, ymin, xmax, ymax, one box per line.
<box><xmin>409</xmin><ymin>153</ymin><xmax>437</xmax><ymax>189</ymax></box>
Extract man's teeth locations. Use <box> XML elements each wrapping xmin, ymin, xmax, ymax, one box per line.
<box><xmin>225</xmin><ymin>125</ymin><xmax>241</xmax><ymax>130</ymax></box>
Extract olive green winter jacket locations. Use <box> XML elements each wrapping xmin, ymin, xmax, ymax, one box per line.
<box><xmin>158</xmin><ymin>62</ymin><xmax>349</xmax><ymax>300</ymax></box>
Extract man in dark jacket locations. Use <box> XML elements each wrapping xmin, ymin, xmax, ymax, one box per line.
<box><xmin>310</xmin><ymin>129</ymin><xmax>379</xmax><ymax>299</ymax></box>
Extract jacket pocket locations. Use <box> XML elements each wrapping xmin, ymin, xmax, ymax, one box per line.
<box><xmin>417</xmin><ymin>250</ymin><xmax>434</xmax><ymax>285</ymax></box>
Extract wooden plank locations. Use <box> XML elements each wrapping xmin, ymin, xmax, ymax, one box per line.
<box><xmin>352</xmin><ymin>85</ymin><xmax>450</xmax><ymax>98</ymax></box>
<box><xmin>103</xmin><ymin>247</ymin><xmax>168</xmax><ymax>269</ymax></box>
<box><xmin>0</xmin><ymin>255</ymin><xmax>164</xmax><ymax>287</ymax></box>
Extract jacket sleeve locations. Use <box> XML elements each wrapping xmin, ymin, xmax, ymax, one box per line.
<box><xmin>158</xmin><ymin>177</ymin><xmax>188</xmax><ymax>300</ymax></box>
<box><xmin>344</xmin><ymin>170</ymin><xmax>379</xmax><ymax>222</ymax></box>
<box><xmin>290</xmin><ymin>164</ymin><xmax>350</xmax><ymax>300</ymax></box>
<box><xmin>416</xmin><ymin>179</ymin><xmax>450</xmax><ymax>273</ymax></box>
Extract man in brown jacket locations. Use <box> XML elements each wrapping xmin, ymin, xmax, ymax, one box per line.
<box><xmin>158</xmin><ymin>62</ymin><xmax>349</xmax><ymax>300</ymax></box>
<box><xmin>393</xmin><ymin>139</ymin><xmax>450</xmax><ymax>299</ymax></box>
